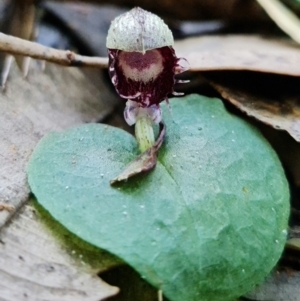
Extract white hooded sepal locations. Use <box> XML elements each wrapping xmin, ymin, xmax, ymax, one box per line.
<box><xmin>106</xmin><ymin>7</ymin><xmax>174</xmax><ymax>53</ymax></box>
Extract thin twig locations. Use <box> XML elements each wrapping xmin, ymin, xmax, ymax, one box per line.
<box><xmin>256</xmin><ymin>0</ymin><xmax>300</xmax><ymax>44</ymax></box>
<box><xmin>0</xmin><ymin>32</ymin><xmax>108</xmax><ymax>68</ymax></box>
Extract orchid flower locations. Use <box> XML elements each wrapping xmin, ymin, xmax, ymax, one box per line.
<box><xmin>106</xmin><ymin>7</ymin><xmax>189</xmax><ymax>127</ymax></box>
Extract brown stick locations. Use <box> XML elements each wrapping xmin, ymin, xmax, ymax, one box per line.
<box><xmin>0</xmin><ymin>32</ymin><xmax>108</xmax><ymax>68</ymax></box>
<box><xmin>40</xmin><ymin>0</ymin><xmax>268</xmax><ymax>21</ymax></box>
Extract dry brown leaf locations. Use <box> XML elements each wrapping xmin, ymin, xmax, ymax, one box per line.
<box><xmin>258</xmin><ymin>126</ymin><xmax>300</xmax><ymax>187</ymax></box>
<box><xmin>286</xmin><ymin>238</ymin><xmax>300</xmax><ymax>251</ymax></box>
<box><xmin>0</xmin><ymin>202</ymin><xmax>119</xmax><ymax>301</ymax></box>
<box><xmin>203</xmin><ymin>71</ymin><xmax>300</xmax><ymax>142</ymax></box>
<box><xmin>0</xmin><ymin>60</ymin><xmax>118</xmax><ymax>229</ymax></box>
<box><xmin>0</xmin><ymin>0</ymin><xmax>36</xmax><ymax>83</ymax></box>
<box><xmin>175</xmin><ymin>35</ymin><xmax>300</xmax><ymax>76</ymax></box>
<box><xmin>43</xmin><ymin>2</ymin><xmax>127</xmax><ymax>57</ymax></box>
<box><xmin>213</xmin><ymin>83</ymin><xmax>300</xmax><ymax>141</ymax></box>
<box><xmin>40</xmin><ymin>0</ymin><xmax>267</xmax><ymax>21</ymax></box>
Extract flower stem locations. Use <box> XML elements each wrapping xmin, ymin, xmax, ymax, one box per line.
<box><xmin>135</xmin><ymin>116</ymin><xmax>155</xmax><ymax>152</ymax></box>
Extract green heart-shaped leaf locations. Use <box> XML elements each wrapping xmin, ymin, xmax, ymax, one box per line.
<box><xmin>27</xmin><ymin>94</ymin><xmax>289</xmax><ymax>301</ymax></box>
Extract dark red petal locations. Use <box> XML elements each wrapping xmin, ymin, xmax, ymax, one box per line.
<box><xmin>108</xmin><ymin>46</ymin><xmax>177</xmax><ymax>107</ymax></box>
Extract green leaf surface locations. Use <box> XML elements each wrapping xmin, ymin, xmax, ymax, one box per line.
<box><xmin>27</xmin><ymin>94</ymin><xmax>290</xmax><ymax>301</ymax></box>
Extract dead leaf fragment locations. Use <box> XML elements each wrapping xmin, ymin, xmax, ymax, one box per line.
<box><xmin>258</xmin><ymin>127</ymin><xmax>300</xmax><ymax>188</ymax></box>
<box><xmin>214</xmin><ymin>84</ymin><xmax>300</xmax><ymax>141</ymax></box>
<box><xmin>41</xmin><ymin>0</ymin><xmax>268</xmax><ymax>21</ymax></box>
<box><xmin>0</xmin><ymin>60</ymin><xmax>118</xmax><ymax>229</ymax></box>
<box><xmin>175</xmin><ymin>35</ymin><xmax>300</xmax><ymax>76</ymax></box>
<box><xmin>0</xmin><ymin>202</ymin><xmax>119</xmax><ymax>301</ymax></box>
<box><xmin>204</xmin><ymin>71</ymin><xmax>300</xmax><ymax>142</ymax></box>
<box><xmin>110</xmin><ymin>121</ymin><xmax>166</xmax><ymax>185</ymax></box>
<box><xmin>286</xmin><ymin>238</ymin><xmax>300</xmax><ymax>251</ymax></box>
<box><xmin>0</xmin><ymin>0</ymin><xmax>36</xmax><ymax>85</ymax></box>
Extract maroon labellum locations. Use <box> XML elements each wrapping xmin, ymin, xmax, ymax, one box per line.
<box><xmin>106</xmin><ymin>7</ymin><xmax>189</xmax><ymax>125</ymax></box>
